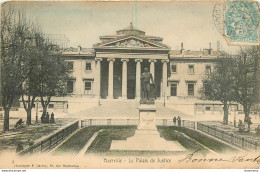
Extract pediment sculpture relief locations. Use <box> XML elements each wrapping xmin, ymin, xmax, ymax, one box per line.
<box><xmin>105</xmin><ymin>39</ymin><xmax>155</xmax><ymax>48</ymax></box>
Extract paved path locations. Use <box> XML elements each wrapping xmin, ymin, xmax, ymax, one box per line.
<box><xmin>77</xmin><ymin>129</ymin><xmax>103</xmax><ymax>157</ymax></box>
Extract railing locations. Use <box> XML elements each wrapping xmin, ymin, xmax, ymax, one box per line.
<box><xmin>18</xmin><ymin>121</ymin><xmax>79</xmax><ymax>156</ymax></box>
<box><xmin>197</xmin><ymin>122</ymin><xmax>259</xmax><ymax>151</ymax></box>
<box><xmin>155</xmin><ymin>119</ymin><xmax>196</xmax><ymax>129</ymax></box>
<box><xmin>80</xmin><ymin>119</ymin><xmax>139</xmax><ymax>127</ymax></box>
<box><xmin>17</xmin><ymin>119</ymin><xmax>259</xmax><ymax>155</ymax></box>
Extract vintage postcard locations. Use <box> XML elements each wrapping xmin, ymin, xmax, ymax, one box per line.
<box><xmin>0</xmin><ymin>0</ymin><xmax>260</xmax><ymax>170</ymax></box>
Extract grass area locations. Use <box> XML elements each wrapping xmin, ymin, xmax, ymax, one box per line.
<box><xmin>53</xmin><ymin>126</ymin><xmax>103</xmax><ymax>155</ymax></box>
<box><xmin>157</xmin><ymin>127</ymin><xmax>209</xmax><ymax>155</ymax></box>
<box><xmin>86</xmin><ymin>126</ymin><xmax>137</xmax><ymax>154</ymax></box>
<box><xmin>0</xmin><ymin>118</ymin><xmax>76</xmax><ymax>152</ymax></box>
<box><xmin>52</xmin><ymin>125</ymin><xmax>239</xmax><ymax>156</ymax></box>
<box><xmin>158</xmin><ymin>126</ymin><xmax>239</xmax><ymax>153</ymax></box>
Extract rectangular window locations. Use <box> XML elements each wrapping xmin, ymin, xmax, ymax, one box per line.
<box><xmin>86</xmin><ymin>62</ymin><xmax>91</xmax><ymax>70</ymax></box>
<box><xmin>188</xmin><ymin>65</ymin><xmax>194</xmax><ymax>74</ymax></box>
<box><xmin>171</xmin><ymin>65</ymin><xmax>177</xmax><ymax>73</ymax></box>
<box><xmin>85</xmin><ymin>82</ymin><xmax>91</xmax><ymax>90</ymax></box>
<box><xmin>206</xmin><ymin>107</ymin><xmax>211</xmax><ymax>111</ymax></box>
<box><xmin>188</xmin><ymin>83</ymin><xmax>194</xmax><ymax>96</ymax></box>
<box><xmin>67</xmin><ymin>61</ymin><xmax>74</xmax><ymax>71</ymax></box>
<box><xmin>67</xmin><ymin>80</ymin><xmax>74</xmax><ymax>93</ymax></box>
<box><xmin>48</xmin><ymin>104</ymin><xmax>54</xmax><ymax>108</ymax></box>
<box><xmin>84</xmin><ymin>81</ymin><xmax>92</xmax><ymax>94</ymax></box>
<box><xmin>171</xmin><ymin>83</ymin><xmax>177</xmax><ymax>96</ymax></box>
<box><xmin>205</xmin><ymin>65</ymin><xmax>211</xmax><ymax>74</ymax></box>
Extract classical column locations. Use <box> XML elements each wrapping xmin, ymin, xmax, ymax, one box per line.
<box><xmin>149</xmin><ymin>59</ymin><xmax>157</xmax><ymax>79</ymax></box>
<box><xmin>107</xmin><ymin>58</ymin><xmax>115</xmax><ymax>99</ymax></box>
<box><xmin>121</xmin><ymin>59</ymin><xmax>129</xmax><ymax>99</ymax></box>
<box><xmin>161</xmin><ymin>59</ymin><xmax>169</xmax><ymax>98</ymax></box>
<box><xmin>95</xmin><ymin>58</ymin><xmax>102</xmax><ymax>98</ymax></box>
<box><xmin>135</xmin><ymin>59</ymin><xmax>143</xmax><ymax>99</ymax></box>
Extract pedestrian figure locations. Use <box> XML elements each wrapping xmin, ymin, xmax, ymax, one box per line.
<box><xmin>16</xmin><ymin>143</ymin><xmax>23</xmax><ymax>153</ymax></box>
<box><xmin>173</xmin><ymin>117</ymin><xmax>177</xmax><ymax>126</ymax></box>
<box><xmin>50</xmin><ymin>112</ymin><xmax>55</xmax><ymax>123</ymax></box>
<box><xmin>234</xmin><ymin>116</ymin><xmax>236</xmax><ymax>127</ymax></box>
<box><xmin>14</xmin><ymin>119</ymin><xmax>24</xmax><ymax>129</ymax></box>
<box><xmin>41</xmin><ymin>113</ymin><xmax>44</xmax><ymax>123</ymax></box>
<box><xmin>247</xmin><ymin>116</ymin><xmax>253</xmax><ymax>132</ymax></box>
<box><xmin>177</xmin><ymin>116</ymin><xmax>181</xmax><ymax>127</ymax></box>
<box><xmin>238</xmin><ymin>120</ymin><xmax>246</xmax><ymax>132</ymax></box>
<box><xmin>46</xmin><ymin>112</ymin><xmax>50</xmax><ymax>123</ymax></box>
<box><xmin>41</xmin><ymin>112</ymin><xmax>48</xmax><ymax>123</ymax></box>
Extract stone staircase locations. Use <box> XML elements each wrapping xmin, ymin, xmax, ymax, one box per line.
<box><xmin>70</xmin><ymin>99</ymin><xmax>191</xmax><ymax>119</ymax></box>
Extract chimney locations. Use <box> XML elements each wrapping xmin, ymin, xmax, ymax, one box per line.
<box><xmin>180</xmin><ymin>43</ymin><xmax>184</xmax><ymax>54</ymax></box>
<box><xmin>209</xmin><ymin>43</ymin><xmax>212</xmax><ymax>55</ymax></box>
<box><xmin>78</xmin><ymin>45</ymin><xmax>82</xmax><ymax>53</ymax></box>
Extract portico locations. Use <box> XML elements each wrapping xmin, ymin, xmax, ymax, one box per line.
<box><xmin>93</xmin><ymin>23</ymin><xmax>170</xmax><ymax>99</ymax></box>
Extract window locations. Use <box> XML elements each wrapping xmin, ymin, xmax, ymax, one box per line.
<box><xmin>48</xmin><ymin>104</ymin><xmax>54</xmax><ymax>108</ymax></box>
<box><xmin>86</xmin><ymin>62</ymin><xmax>91</xmax><ymax>70</ymax></box>
<box><xmin>205</xmin><ymin>65</ymin><xmax>211</xmax><ymax>74</ymax></box>
<box><xmin>84</xmin><ymin>81</ymin><xmax>92</xmax><ymax>94</ymax></box>
<box><xmin>188</xmin><ymin>83</ymin><xmax>194</xmax><ymax>96</ymax></box>
<box><xmin>67</xmin><ymin>61</ymin><xmax>74</xmax><ymax>71</ymax></box>
<box><xmin>171</xmin><ymin>65</ymin><xmax>177</xmax><ymax>73</ymax></box>
<box><xmin>188</xmin><ymin>65</ymin><xmax>194</xmax><ymax>74</ymax></box>
<box><xmin>171</xmin><ymin>83</ymin><xmax>177</xmax><ymax>96</ymax></box>
<box><xmin>206</xmin><ymin>107</ymin><xmax>211</xmax><ymax>111</ymax></box>
<box><xmin>67</xmin><ymin>80</ymin><xmax>74</xmax><ymax>93</ymax></box>
<box><xmin>85</xmin><ymin>82</ymin><xmax>91</xmax><ymax>90</ymax></box>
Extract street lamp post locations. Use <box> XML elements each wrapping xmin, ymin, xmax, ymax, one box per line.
<box><xmin>234</xmin><ymin>110</ymin><xmax>237</xmax><ymax>127</ymax></box>
<box><xmin>36</xmin><ymin>99</ymin><xmax>39</xmax><ymax>123</ymax></box>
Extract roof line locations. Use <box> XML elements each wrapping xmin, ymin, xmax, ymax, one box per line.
<box><xmin>95</xmin><ymin>35</ymin><xmax>169</xmax><ymax>48</ymax></box>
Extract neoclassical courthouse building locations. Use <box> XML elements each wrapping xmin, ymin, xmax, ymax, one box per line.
<box><xmin>47</xmin><ymin>23</ymin><xmax>223</xmax><ymax>114</ymax></box>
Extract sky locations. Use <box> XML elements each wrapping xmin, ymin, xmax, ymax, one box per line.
<box><xmin>3</xmin><ymin>1</ymin><xmax>241</xmax><ymax>53</ymax></box>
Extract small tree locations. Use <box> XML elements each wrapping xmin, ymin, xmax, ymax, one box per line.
<box><xmin>21</xmin><ymin>31</ymin><xmax>46</xmax><ymax>125</ymax></box>
<box><xmin>233</xmin><ymin>46</ymin><xmax>259</xmax><ymax>124</ymax></box>
<box><xmin>1</xmin><ymin>8</ymin><xmax>30</xmax><ymax>131</ymax></box>
<box><xmin>199</xmin><ymin>55</ymin><xmax>236</xmax><ymax>124</ymax></box>
<box><xmin>38</xmin><ymin>54</ymin><xmax>69</xmax><ymax>114</ymax></box>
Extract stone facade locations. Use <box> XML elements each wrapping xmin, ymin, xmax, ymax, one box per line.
<box><xmin>62</xmin><ymin>24</ymin><xmax>220</xmax><ymax>102</ymax></box>
<box><xmin>167</xmin><ymin>49</ymin><xmax>219</xmax><ymax>99</ymax></box>
<box><xmin>29</xmin><ymin>23</ymin><xmax>225</xmax><ymax>114</ymax></box>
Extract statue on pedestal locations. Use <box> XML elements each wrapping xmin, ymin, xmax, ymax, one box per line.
<box><xmin>140</xmin><ymin>67</ymin><xmax>155</xmax><ymax>104</ymax></box>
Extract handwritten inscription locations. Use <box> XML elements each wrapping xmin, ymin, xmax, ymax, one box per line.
<box><xmin>178</xmin><ymin>149</ymin><xmax>260</xmax><ymax>164</ymax></box>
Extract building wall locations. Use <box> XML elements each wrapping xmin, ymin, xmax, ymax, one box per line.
<box><xmin>168</xmin><ymin>59</ymin><xmax>216</xmax><ymax>98</ymax></box>
<box><xmin>19</xmin><ymin>100</ymin><xmax>68</xmax><ymax>113</ymax></box>
<box><xmin>66</xmin><ymin>58</ymin><xmax>97</xmax><ymax>97</ymax></box>
<box><xmin>65</xmin><ymin>57</ymin><xmax>218</xmax><ymax>100</ymax></box>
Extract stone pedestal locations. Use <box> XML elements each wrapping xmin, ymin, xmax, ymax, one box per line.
<box><xmin>110</xmin><ymin>105</ymin><xmax>186</xmax><ymax>151</ymax></box>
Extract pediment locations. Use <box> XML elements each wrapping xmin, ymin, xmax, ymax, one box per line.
<box><xmin>96</xmin><ymin>36</ymin><xmax>166</xmax><ymax>49</ymax></box>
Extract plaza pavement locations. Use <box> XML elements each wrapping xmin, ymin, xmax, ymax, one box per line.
<box><xmin>1</xmin><ymin>99</ymin><xmax>259</xmax><ymax>128</ymax></box>
<box><xmin>0</xmin><ymin>99</ymin><xmax>259</xmax><ymax>152</ymax></box>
